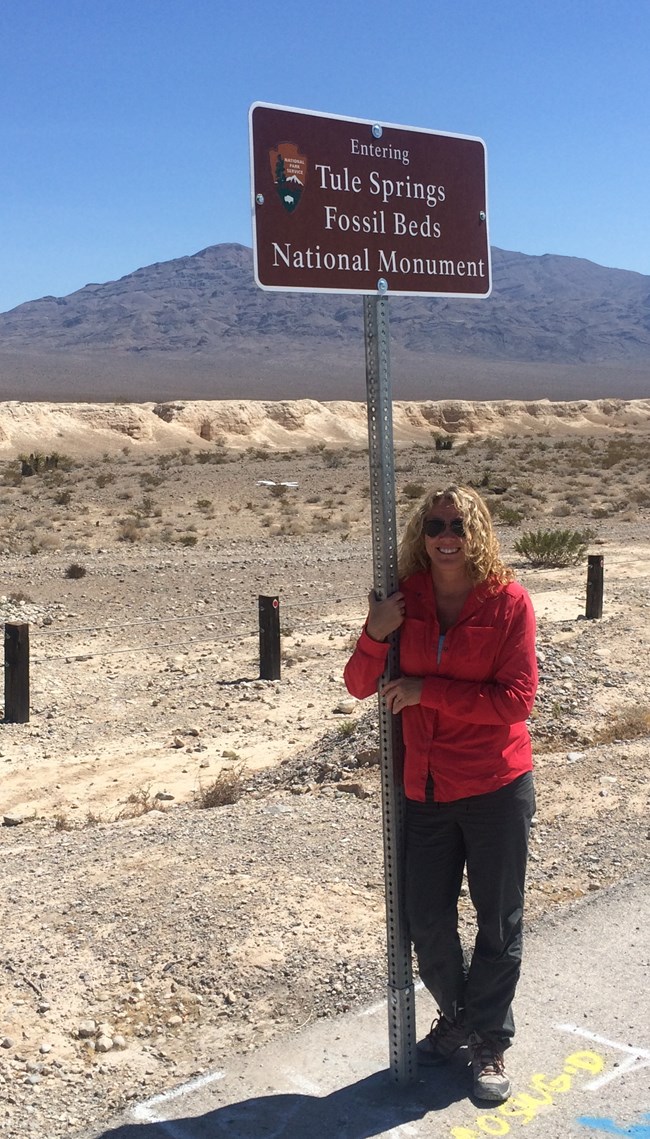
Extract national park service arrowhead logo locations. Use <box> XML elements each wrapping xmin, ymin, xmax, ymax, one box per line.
<box><xmin>269</xmin><ymin>142</ymin><xmax>307</xmax><ymax>213</ymax></box>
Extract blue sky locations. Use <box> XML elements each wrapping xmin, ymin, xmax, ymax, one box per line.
<box><xmin>1</xmin><ymin>0</ymin><xmax>649</xmax><ymax>313</ymax></box>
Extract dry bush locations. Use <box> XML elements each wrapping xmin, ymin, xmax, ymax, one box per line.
<box><xmin>118</xmin><ymin>518</ymin><xmax>143</xmax><ymax>542</ymax></box>
<box><xmin>595</xmin><ymin>706</ymin><xmax>650</xmax><ymax>744</ymax></box>
<box><xmin>115</xmin><ymin>786</ymin><xmax>168</xmax><ymax>820</ymax></box>
<box><xmin>65</xmin><ymin>562</ymin><xmax>87</xmax><ymax>579</ymax></box>
<box><xmin>196</xmin><ymin>766</ymin><xmax>244</xmax><ymax>808</ymax></box>
<box><xmin>30</xmin><ymin>533</ymin><xmax>62</xmax><ymax>553</ymax></box>
<box><xmin>402</xmin><ymin>482</ymin><xmax>426</xmax><ymax>500</ymax></box>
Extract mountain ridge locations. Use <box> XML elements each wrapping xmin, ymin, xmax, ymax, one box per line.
<box><xmin>1</xmin><ymin>244</ymin><xmax>648</xmax><ymax>402</ymax></box>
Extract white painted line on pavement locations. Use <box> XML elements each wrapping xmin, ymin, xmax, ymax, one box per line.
<box><xmin>556</xmin><ymin>1022</ymin><xmax>650</xmax><ymax>1089</ymax></box>
<box><xmin>126</xmin><ymin>983</ymin><xmax>428</xmax><ymax>1133</ymax></box>
<box><xmin>131</xmin><ymin>1068</ymin><xmax>226</xmax><ymax>1124</ymax></box>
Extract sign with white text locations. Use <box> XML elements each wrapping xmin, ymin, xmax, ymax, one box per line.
<box><xmin>249</xmin><ymin>102</ymin><xmax>491</xmax><ymax>298</ymax></box>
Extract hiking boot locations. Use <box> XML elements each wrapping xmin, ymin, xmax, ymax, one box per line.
<box><xmin>417</xmin><ymin>1014</ymin><xmax>467</xmax><ymax>1065</ymax></box>
<box><xmin>469</xmin><ymin>1034</ymin><xmax>512</xmax><ymax>1102</ymax></box>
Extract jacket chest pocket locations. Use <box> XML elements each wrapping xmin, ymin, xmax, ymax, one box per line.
<box><xmin>443</xmin><ymin>626</ymin><xmax>500</xmax><ymax>680</ymax></box>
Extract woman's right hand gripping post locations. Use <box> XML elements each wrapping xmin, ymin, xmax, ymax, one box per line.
<box><xmin>365</xmin><ymin>590</ymin><xmax>405</xmax><ymax>643</ymax></box>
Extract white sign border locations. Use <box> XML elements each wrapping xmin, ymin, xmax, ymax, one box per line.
<box><xmin>249</xmin><ymin>101</ymin><xmax>492</xmax><ymax>300</ymax></box>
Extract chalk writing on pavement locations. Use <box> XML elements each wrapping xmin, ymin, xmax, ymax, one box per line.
<box><xmin>450</xmin><ymin>1050</ymin><xmax>605</xmax><ymax>1138</ymax></box>
<box><xmin>577</xmin><ymin>1113</ymin><xmax>650</xmax><ymax>1137</ymax></box>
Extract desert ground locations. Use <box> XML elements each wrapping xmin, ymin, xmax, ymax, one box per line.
<box><xmin>1</xmin><ymin>397</ymin><xmax>649</xmax><ymax>1138</ymax></box>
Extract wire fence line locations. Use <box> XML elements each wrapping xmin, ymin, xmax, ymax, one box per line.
<box><xmin>3</xmin><ymin>593</ymin><xmax>366</xmax><ymax>674</ymax></box>
<box><xmin>23</xmin><ymin>592</ymin><xmax>362</xmax><ymax>639</ymax></box>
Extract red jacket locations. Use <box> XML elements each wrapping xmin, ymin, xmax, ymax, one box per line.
<box><xmin>344</xmin><ymin>571</ymin><xmax>538</xmax><ymax>803</ymax></box>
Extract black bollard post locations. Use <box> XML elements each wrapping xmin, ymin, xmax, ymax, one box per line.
<box><xmin>586</xmin><ymin>554</ymin><xmax>604</xmax><ymax>619</ymax></box>
<box><xmin>259</xmin><ymin>595</ymin><xmax>281</xmax><ymax>680</ymax></box>
<box><xmin>4</xmin><ymin>622</ymin><xmax>30</xmax><ymax>723</ymax></box>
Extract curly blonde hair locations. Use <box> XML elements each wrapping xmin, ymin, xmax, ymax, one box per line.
<box><xmin>398</xmin><ymin>484</ymin><xmax>515</xmax><ymax>586</ymax></box>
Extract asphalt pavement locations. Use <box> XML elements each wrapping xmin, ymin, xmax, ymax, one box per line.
<box><xmin>91</xmin><ymin>865</ymin><xmax>649</xmax><ymax>1139</ymax></box>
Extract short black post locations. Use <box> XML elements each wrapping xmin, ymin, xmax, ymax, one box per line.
<box><xmin>586</xmin><ymin>554</ymin><xmax>604</xmax><ymax>620</ymax></box>
<box><xmin>4</xmin><ymin>622</ymin><xmax>30</xmax><ymax>723</ymax></box>
<box><xmin>259</xmin><ymin>595</ymin><xmax>281</xmax><ymax>680</ymax></box>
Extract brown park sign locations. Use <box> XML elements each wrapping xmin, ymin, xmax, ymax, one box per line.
<box><xmin>249</xmin><ymin>102</ymin><xmax>491</xmax><ymax>298</ymax></box>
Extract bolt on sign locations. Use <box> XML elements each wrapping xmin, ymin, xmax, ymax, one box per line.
<box><xmin>249</xmin><ymin>102</ymin><xmax>491</xmax><ymax>298</ymax></box>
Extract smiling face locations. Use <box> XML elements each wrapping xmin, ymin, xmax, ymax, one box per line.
<box><xmin>423</xmin><ymin>496</ymin><xmax>470</xmax><ymax>580</ymax></box>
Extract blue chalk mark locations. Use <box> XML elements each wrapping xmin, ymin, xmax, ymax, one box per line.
<box><xmin>577</xmin><ymin>1113</ymin><xmax>650</xmax><ymax>1137</ymax></box>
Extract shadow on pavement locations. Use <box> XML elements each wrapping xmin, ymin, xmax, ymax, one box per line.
<box><xmin>95</xmin><ymin>1058</ymin><xmax>470</xmax><ymax>1138</ymax></box>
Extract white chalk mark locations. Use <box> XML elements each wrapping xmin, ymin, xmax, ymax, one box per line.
<box><xmin>556</xmin><ymin>1022</ymin><xmax>650</xmax><ymax>1089</ymax></box>
<box><xmin>131</xmin><ymin>1068</ymin><xmax>226</xmax><ymax>1122</ymax></box>
<box><xmin>381</xmin><ymin>1124</ymin><xmax>421</xmax><ymax>1137</ymax></box>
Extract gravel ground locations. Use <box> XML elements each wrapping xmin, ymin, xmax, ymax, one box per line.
<box><xmin>1</xmin><ymin>423</ymin><xmax>649</xmax><ymax>1138</ymax></box>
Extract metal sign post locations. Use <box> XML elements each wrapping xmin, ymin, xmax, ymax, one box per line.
<box><xmin>364</xmin><ymin>294</ymin><xmax>416</xmax><ymax>1084</ymax></box>
<box><xmin>249</xmin><ymin>100</ymin><xmax>491</xmax><ymax>1087</ymax></box>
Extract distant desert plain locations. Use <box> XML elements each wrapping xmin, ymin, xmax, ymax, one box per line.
<box><xmin>1</xmin><ymin>395</ymin><xmax>649</xmax><ymax>1138</ymax></box>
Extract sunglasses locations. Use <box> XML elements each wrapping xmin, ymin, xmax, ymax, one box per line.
<box><xmin>423</xmin><ymin>517</ymin><xmax>466</xmax><ymax>539</ymax></box>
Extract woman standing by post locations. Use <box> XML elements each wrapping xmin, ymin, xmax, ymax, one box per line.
<box><xmin>344</xmin><ymin>484</ymin><xmax>538</xmax><ymax>1103</ymax></box>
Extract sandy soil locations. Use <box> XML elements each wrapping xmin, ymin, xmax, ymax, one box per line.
<box><xmin>0</xmin><ymin>400</ymin><xmax>649</xmax><ymax>1138</ymax></box>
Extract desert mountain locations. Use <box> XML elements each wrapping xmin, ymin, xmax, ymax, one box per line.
<box><xmin>0</xmin><ymin>244</ymin><xmax>648</xmax><ymax>402</ymax></box>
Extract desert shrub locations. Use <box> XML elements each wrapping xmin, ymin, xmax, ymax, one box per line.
<box><xmin>402</xmin><ymin>482</ymin><xmax>426</xmax><ymax>500</ymax></box>
<box><xmin>196</xmin><ymin>447</ymin><xmax>228</xmax><ymax>465</ymax></box>
<box><xmin>29</xmin><ymin>534</ymin><xmax>61</xmax><ymax>553</ymax></box>
<box><xmin>595</xmin><ymin>705</ymin><xmax>650</xmax><ymax>743</ymax></box>
<box><xmin>54</xmin><ymin>813</ymin><xmax>75</xmax><ymax>831</ymax></box>
<box><xmin>275</xmin><ymin>519</ymin><xmax>306</xmax><ymax>536</ymax></box>
<box><xmin>602</xmin><ymin>438</ymin><xmax>632</xmax><ymax>469</ymax></box>
<box><xmin>53</xmin><ymin>489</ymin><xmax>73</xmax><ymax>506</ymax></box>
<box><xmin>65</xmin><ymin>563</ymin><xmax>87</xmax><ymax>579</ymax></box>
<box><xmin>196</xmin><ymin>766</ymin><xmax>244</xmax><ymax>808</ymax></box>
<box><xmin>433</xmin><ymin>435</ymin><xmax>453</xmax><ymax>450</ymax></box>
<box><xmin>178</xmin><ymin>534</ymin><xmax>198</xmax><ymax>546</ymax></box>
<box><xmin>323</xmin><ymin>451</ymin><xmax>344</xmax><ymax>468</ymax></box>
<box><xmin>337</xmin><ymin>720</ymin><xmax>357</xmax><ymax>738</ymax></box>
<box><xmin>19</xmin><ymin>451</ymin><xmax>73</xmax><ymax>475</ymax></box>
<box><xmin>138</xmin><ymin>496</ymin><xmax>156</xmax><ymax>517</ymax></box>
<box><xmin>514</xmin><ymin>528</ymin><xmax>594</xmax><ymax>567</ymax></box>
<box><xmin>115</xmin><ymin>786</ymin><xmax>167</xmax><ymax>820</ymax></box>
<box><xmin>490</xmin><ymin>502</ymin><xmax>527</xmax><ymax>525</ymax></box>
<box><xmin>118</xmin><ymin>518</ymin><xmax>143</xmax><ymax>542</ymax></box>
<box><xmin>96</xmin><ymin>472</ymin><xmax>115</xmax><ymax>488</ymax></box>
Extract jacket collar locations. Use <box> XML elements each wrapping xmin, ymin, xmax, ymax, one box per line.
<box><xmin>406</xmin><ymin>569</ymin><xmax>497</xmax><ymax>623</ymax></box>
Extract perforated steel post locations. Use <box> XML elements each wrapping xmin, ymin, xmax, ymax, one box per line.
<box><xmin>363</xmin><ymin>294</ymin><xmax>417</xmax><ymax>1084</ymax></box>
